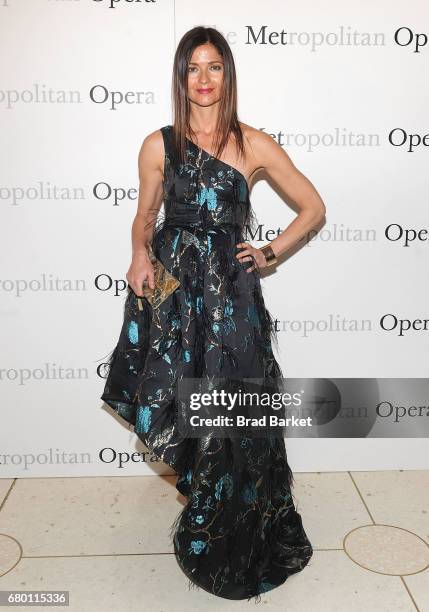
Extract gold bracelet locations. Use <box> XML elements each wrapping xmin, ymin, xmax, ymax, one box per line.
<box><xmin>260</xmin><ymin>243</ymin><xmax>277</xmax><ymax>266</ymax></box>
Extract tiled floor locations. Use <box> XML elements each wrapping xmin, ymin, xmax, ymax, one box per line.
<box><xmin>0</xmin><ymin>471</ymin><xmax>428</xmax><ymax>611</ymax></box>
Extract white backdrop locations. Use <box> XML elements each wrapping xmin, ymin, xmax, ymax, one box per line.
<box><xmin>1</xmin><ymin>0</ymin><xmax>428</xmax><ymax>477</ymax></box>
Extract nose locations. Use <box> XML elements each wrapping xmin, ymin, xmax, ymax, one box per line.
<box><xmin>198</xmin><ymin>68</ymin><xmax>210</xmax><ymax>85</ymax></box>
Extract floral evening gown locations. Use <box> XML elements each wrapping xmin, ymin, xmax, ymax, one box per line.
<box><xmin>100</xmin><ymin>124</ymin><xmax>313</xmax><ymax>602</ymax></box>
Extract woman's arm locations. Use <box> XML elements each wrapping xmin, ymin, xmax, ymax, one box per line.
<box><xmin>126</xmin><ymin>130</ymin><xmax>164</xmax><ymax>293</ymax></box>
<box><xmin>236</xmin><ymin>129</ymin><xmax>326</xmax><ymax>271</ymax></box>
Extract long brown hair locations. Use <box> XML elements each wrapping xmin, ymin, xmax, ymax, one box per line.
<box><xmin>170</xmin><ymin>26</ymin><xmax>245</xmax><ymax>166</ymax></box>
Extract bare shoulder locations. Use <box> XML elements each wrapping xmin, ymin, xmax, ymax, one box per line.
<box><xmin>238</xmin><ymin>121</ymin><xmax>293</xmax><ymax>169</ymax></box>
<box><xmin>137</xmin><ymin>127</ymin><xmax>165</xmax><ymax>175</ymax></box>
<box><xmin>239</xmin><ymin>122</ymin><xmax>272</xmax><ymax>147</ymax></box>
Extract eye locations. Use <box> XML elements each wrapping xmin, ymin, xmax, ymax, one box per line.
<box><xmin>211</xmin><ymin>64</ymin><xmax>222</xmax><ymax>71</ymax></box>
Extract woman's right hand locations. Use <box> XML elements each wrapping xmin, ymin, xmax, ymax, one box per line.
<box><xmin>126</xmin><ymin>249</ymin><xmax>155</xmax><ymax>296</ymax></box>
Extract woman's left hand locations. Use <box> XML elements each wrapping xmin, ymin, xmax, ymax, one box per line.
<box><xmin>235</xmin><ymin>242</ymin><xmax>267</xmax><ymax>273</ymax></box>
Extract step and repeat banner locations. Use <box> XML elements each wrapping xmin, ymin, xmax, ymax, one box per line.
<box><xmin>1</xmin><ymin>1</ymin><xmax>428</xmax><ymax>477</ymax></box>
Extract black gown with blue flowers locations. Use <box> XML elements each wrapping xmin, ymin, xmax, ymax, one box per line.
<box><xmin>100</xmin><ymin>124</ymin><xmax>313</xmax><ymax>602</ymax></box>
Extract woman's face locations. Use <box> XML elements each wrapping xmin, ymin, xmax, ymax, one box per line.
<box><xmin>187</xmin><ymin>43</ymin><xmax>224</xmax><ymax>107</ymax></box>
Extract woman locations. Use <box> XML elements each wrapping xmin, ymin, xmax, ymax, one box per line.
<box><xmin>101</xmin><ymin>26</ymin><xmax>325</xmax><ymax>602</ymax></box>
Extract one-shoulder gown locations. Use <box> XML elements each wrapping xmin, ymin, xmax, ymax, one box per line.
<box><xmin>100</xmin><ymin>124</ymin><xmax>313</xmax><ymax>602</ymax></box>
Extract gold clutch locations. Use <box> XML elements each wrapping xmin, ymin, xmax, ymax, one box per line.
<box><xmin>135</xmin><ymin>246</ymin><xmax>180</xmax><ymax>310</ymax></box>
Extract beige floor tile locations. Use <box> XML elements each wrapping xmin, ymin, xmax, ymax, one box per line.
<box><xmin>292</xmin><ymin>472</ymin><xmax>371</xmax><ymax>549</ymax></box>
<box><xmin>403</xmin><ymin>567</ymin><xmax>429</xmax><ymax>612</ymax></box>
<box><xmin>0</xmin><ymin>533</ymin><xmax>22</xmax><ymax>578</ymax></box>
<box><xmin>0</xmin><ymin>476</ymin><xmax>184</xmax><ymax>557</ymax></box>
<box><xmin>0</xmin><ymin>479</ymin><xmax>14</xmax><ymax>506</ymax></box>
<box><xmin>1</xmin><ymin>472</ymin><xmax>426</xmax><ymax>610</ymax></box>
<box><xmin>0</xmin><ymin>550</ymin><xmax>417</xmax><ymax>612</ymax></box>
<box><xmin>344</xmin><ymin>524</ymin><xmax>429</xmax><ymax>575</ymax></box>
<box><xmin>351</xmin><ymin>470</ymin><xmax>429</xmax><ymax>543</ymax></box>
